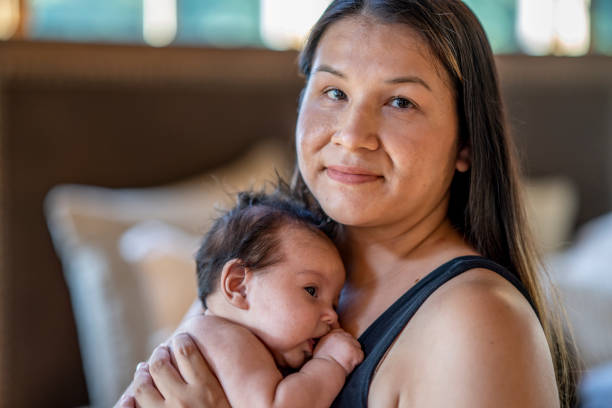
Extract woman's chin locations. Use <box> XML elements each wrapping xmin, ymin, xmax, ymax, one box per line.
<box><xmin>321</xmin><ymin>204</ymin><xmax>380</xmax><ymax>228</ymax></box>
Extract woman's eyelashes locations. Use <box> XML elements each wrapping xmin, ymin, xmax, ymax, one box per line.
<box><xmin>389</xmin><ymin>96</ymin><xmax>416</xmax><ymax>110</ymax></box>
<box><xmin>323</xmin><ymin>87</ymin><xmax>347</xmax><ymax>101</ymax></box>
<box><xmin>322</xmin><ymin>87</ymin><xmax>417</xmax><ymax>111</ymax></box>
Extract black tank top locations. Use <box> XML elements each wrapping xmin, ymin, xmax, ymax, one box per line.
<box><xmin>331</xmin><ymin>255</ymin><xmax>536</xmax><ymax>407</ymax></box>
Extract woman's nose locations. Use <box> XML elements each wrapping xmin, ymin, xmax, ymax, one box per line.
<box><xmin>331</xmin><ymin>101</ymin><xmax>380</xmax><ymax>151</ymax></box>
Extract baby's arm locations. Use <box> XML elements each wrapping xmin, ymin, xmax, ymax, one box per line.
<box><xmin>180</xmin><ymin>315</ymin><xmax>363</xmax><ymax>408</ymax></box>
<box><xmin>273</xmin><ymin>328</ymin><xmax>363</xmax><ymax>408</ymax></box>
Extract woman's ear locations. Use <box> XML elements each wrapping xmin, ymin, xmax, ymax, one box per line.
<box><xmin>455</xmin><ymin>144</ymin><xmax>471</xmax><ymax>173</ymax></box>
<box><xmin>219</xmin><ymin>259</ymin><xmax>250</xmax><ymax>310</ymax></box>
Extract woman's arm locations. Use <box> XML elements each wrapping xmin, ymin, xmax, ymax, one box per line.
<box><xmin>371</xmin><ymin>269</ymin><xmax>559</xmax><ymax>407</ymax></box>
<box><xmin>171</xmin><ymin>315</ymin><xmax>362</xmax><ymax>408</ymax></box>
<box><xmin>118</xmin><ymin>333</ymin><xmax>231</xmax><ymax>408</ymax></box>
<box><xmin>115</xmin><ymin>299</ymin><xmax>231</xmax><ymax>408</ymax></box>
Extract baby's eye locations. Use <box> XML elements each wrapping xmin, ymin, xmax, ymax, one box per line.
<box><xmin>390</xmin><ymin>97</ymin><xmax>415</xmax><ymax>109</ymax></box>
<box><xmin>304</xmin><ymin>286</ymin><xmax>318</xmax><ymax>297</ymax></box>
<box><xmin>324</xmin><ymin>88</ymin><xmax>347</xmax><ymax>101</ymax></box>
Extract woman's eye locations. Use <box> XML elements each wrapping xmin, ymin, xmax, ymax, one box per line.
<box><xmin>390</xmin><ymin>97</ymin><xmax>415</xmax><ymax>109</ymax></box>
<box><xmin>304</xmin><ymin>286</ymin><xmax>318</xmax><ymax>297</ymax></box>
<box><xmin>324</xmin><ymin>88</ymin><xmax>347</xmax><ymax>101</ymax></box>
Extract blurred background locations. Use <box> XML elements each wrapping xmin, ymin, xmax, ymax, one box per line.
<box><xmin>0</xmin><ymin>0</ymin><xmax>611</xmax><ymax>406</ymax></box>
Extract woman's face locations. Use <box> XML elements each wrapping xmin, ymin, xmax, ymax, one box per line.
<box><xmin>296</xmin><ymin>16</ymin><xmax>468</xmax><ymax>229</ymax></box>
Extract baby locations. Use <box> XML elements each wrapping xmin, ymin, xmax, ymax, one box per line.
<box><xmin>179</xmin><ymin>189</ymin><xmax>363</xmax><ymax>408</ymax></box>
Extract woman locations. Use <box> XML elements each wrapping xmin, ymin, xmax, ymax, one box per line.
<box><xmin>121</xmin><ymin>0</ymin><xmax>575</xmax><ymax>406</ymax></box>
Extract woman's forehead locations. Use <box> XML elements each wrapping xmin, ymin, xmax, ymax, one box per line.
<box><xmin>312</xmin><ymin>15</ymin><xmax>452</xmax><ymax>91</ymax></box>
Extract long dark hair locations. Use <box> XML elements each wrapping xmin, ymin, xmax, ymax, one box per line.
<box><xmin>292</xmin><ymin>0</ymin><xmax>576</xmax><ymax>405</ymax></box>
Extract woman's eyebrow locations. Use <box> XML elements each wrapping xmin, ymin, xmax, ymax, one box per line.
<box><xmin>385</xmin><ymin>76</ymin><xmax>431</xmax><ymax>91</ymax></box>
<box><xmin>313</xmin><ymin>64</ymin><xmax>431</xmax><ymax>91</ymax></box>
<box><xmin>313</xmin><ymin>64</ymin><xmax>345</xmax><ymax>78</ymax></box>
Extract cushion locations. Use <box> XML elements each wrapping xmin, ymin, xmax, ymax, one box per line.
<box><xmin>523</xmin><ymin>177</ymin><xmax>578</xmax><ymax>253</ymax></box>
<box><xmin>45</xmin><ymin>140</ymin><xmax>290</xmax><ymax>407</ymax></box>
<box><xmin>546</xmin><ymin>213</ymin><xmax>612</xmax><ymax>369</ymax></box>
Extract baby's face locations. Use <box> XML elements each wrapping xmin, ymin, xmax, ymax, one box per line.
<box><xmin>245</xmin><ymin>225</ymin><xmax>345</xmax><ymax>369</ymax></box>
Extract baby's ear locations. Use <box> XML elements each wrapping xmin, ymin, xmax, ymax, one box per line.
<box><xmin>219</xmin><ymin>259</ymin><xmax>250</xmax><ymax>309</ymax></box>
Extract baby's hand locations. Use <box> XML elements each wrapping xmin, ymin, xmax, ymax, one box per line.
<box><xmin>313</xmin><ymin>328</ymin><xmax>364</xmax><ymax>375</ymax></box>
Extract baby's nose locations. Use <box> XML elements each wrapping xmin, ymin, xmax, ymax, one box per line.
<box><xmin>322</xmin><ymin>308</ymin><xmax>339</xmax><ymax>327</ymax></box>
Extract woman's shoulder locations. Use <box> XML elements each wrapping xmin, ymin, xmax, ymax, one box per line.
<box><xmin>420</xmin><ymin>267</ymin><xmax>543</xmax><ymax>346</ymax></box>
<box><xmin>369</xmin><ymin>267</ymin><xmax>559</xmax><ymax>407</ymax></box>
<box><xmin>430</xmin><ymin>266</ymin><xmax>536</xmax><ymax>319</ymax></box>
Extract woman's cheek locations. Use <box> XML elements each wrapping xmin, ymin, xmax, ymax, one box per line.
<box><xmin>298</xmin><ymin>102</ymin><xmax>335</xmax><ymax>141</ymax></box>
<box><xmin>297</xmin><ymin>105</ymin><xmax>335</xmax><ymax>168</ymax></box>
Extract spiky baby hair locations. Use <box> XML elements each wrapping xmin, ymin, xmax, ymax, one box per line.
<box><xmin>196</xmin><ymin>181</ymin><xmax>338</xmax><ymax>308</ymax></box>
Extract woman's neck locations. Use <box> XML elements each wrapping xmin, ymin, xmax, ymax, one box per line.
<box><xmin>340</xmin><ymin>198</ymin><xmax>468</xmax><ymax>288</ymax></box>
<box><xmin>337</xmin><ymin>213</ymin><xmax>475</xmax><ymax>338</ymax></box>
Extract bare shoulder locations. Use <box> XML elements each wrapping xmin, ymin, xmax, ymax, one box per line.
<box><xmin>372</xmin><ymin>268</ymin><xmax>560</xmax><ymax>408</ymax></box>
<box><xmin>177</xmin><ymin>315</ymin><xmax>284</xmax><ymax>407</ymax></box>
<box><xmin>181</xmin><ymin>313</ymin><xmax>251</xmax><ymax>338</ymax></box>
<box><xmin>180</xmin><ymin>314</ymin><xmax>266</xmax><ymax>357</ymax></box>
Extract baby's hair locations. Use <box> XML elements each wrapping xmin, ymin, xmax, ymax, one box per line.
<box><xmin>196</xmin><ymin>180</ymin><xmax>337</xmax><ymax>308</ymax></box>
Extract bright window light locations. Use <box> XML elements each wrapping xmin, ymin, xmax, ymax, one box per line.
<box><xmin>517</xmin><ymin>0</ymin><xmax>590</xmax><ymax>56</ymax></box>
<box><xmin>517</xmin><ymin>0</ymin><xmax>555</xmax><ymax>55</ymax></box>
<box><xmin>260</xmin><ymin>0</ymin><xmax>331</xmax><ymax>50</ymax></box>
<box><xmin>555</xmin><ymin>0</ymin><xmax>590</xmax><ymax>55</ymax></box>
<box><xmin>143</xmin><ymin>0</ymin><xmax>177</xmax><ymax>47</ymax></box>
<box><xmin>0</xmin><ymin>0</ymin><xmax>19</xmax><ymax>40</ymax></box>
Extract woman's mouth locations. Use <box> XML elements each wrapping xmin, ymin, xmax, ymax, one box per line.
<box><xmin>325</xmin><ymin>165</ymin><xmax>382</xmax><ymax>184</ymax></box>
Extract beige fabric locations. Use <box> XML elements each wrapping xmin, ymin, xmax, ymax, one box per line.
<box><xmin>547</xmin><ymin>213</ymin><xmax>612</xmax><ymax>369</ymax></box>
<box><xmin>523</xmin><ymin>177</ymin><xmax>578</xmax><ymax>253</ymax></box>
<box><xmin>45</xmin><ymin>140</ymin><xmax>290</xmax><ymax>407</ymax></box>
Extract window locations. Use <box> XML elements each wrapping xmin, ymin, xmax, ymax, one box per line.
<box><xmin>463</xmin><ymin>0</ymin><xmax>519</xmax><ymax>54</ymax></box>
<box><xmin>592</xmin><ymin>0</ymin><xmax>612</xmax><ymax>54</ymax></box>
<box><xmin>175</xmin><ymin>0</ymin><xmax>261</xmax><ymax>47</ymax></box>
<box><xmin>1</xmin><ymin>0</ymin><xmax>611</xmax><ymax>55</ymax></box>
<box><xmin>28</xmin><ymin>0</ymin><xmax>143</xmax><ymax>43</ymax></box>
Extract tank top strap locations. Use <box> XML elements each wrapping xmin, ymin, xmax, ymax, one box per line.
<box><xmin>331</xmin><ymin>255</ymin><xmax>536</xmax><ymax>407</ymax></box>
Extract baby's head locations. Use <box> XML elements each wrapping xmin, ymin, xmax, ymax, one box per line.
<box><xmin>196</xmin><ymin>188</ymin><xmax>345</xmax><ymax>368</ymax></box>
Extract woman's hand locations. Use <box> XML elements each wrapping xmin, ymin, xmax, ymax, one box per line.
<box><xmin>115</xmin><ymin>333</ymin><xmax>230</xmax><ymax>408</ymax></box>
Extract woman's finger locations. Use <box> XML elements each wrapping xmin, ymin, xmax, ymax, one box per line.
<box><xmin>171</xmin><ymin>333</ymin><xmax>231</xmax><ymax>407</ymax></box>
<box><xmin>171</xmin><ymin>333</ymin><xmax>210</xmax><ymax>385</ymax></box>
<box><xmin>148</xmin><ymin>345</ymin><xmax>186</xmax><ymax>399</ymax></box>
<box><xmin>132</xmin><ymin>362</ymin><xmax>164</xmax><ymax>407</ymax></box>
<box><xmin>115</xmin><ymin>393</ymin><xmax>136</xmax><ymax>408</ymax></box>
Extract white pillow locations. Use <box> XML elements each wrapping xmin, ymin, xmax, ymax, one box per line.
<box><xmin>45</xmin><ymin>140</ymin><xmax>290</xmax><ymax>408</ymax></box>
<box><xmin>119</xmin><ymin>220</ymin><xmax>201</xmax><ymax>350</ymax></box>
<box><xmin>523</xmin><ymin>177</ymin><xmax>578</xmax><ymax>253</ymax></box>
<box><xmin>546</xmin><ymin>213</ymin><xmax>612</xmax><ymax>369</ymax></box>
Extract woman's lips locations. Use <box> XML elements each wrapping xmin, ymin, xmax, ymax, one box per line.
<box><xmin>326</xmin><ymin>165</ymin><xmax>382</xmax><ymax>184</ymax></box>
